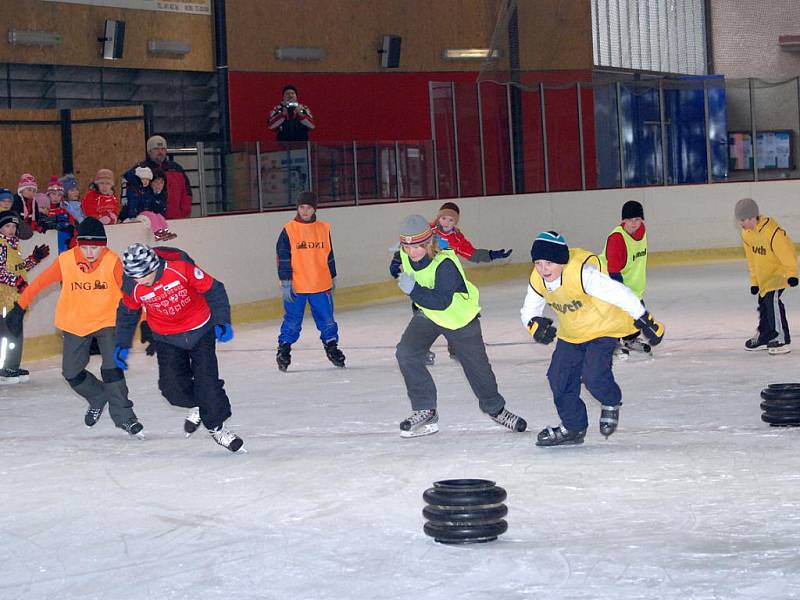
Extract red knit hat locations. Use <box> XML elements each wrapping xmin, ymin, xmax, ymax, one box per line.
<box><xmin>47</xmin><ymin>176</ymin><xmax>63</xmax><ymax>196</ymax></box>
<box><xmin>94</xmin><ymin>168</ymin><xmax>114</xmax><ymax>185</ymax></box>
<box><xmin>17</xmin><ymin>173</ymin><xmax>37</xmax><ymax>194</ymax></box>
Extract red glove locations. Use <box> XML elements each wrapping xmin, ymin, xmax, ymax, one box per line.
<box><xmin>14</xmin><ymin>276</ymin><xmax>28</xmax><ymax>293</ymax></box>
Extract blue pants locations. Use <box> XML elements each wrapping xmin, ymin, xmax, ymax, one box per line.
<box><xmin>278</xmin><ymin>290</ymin><xmax>339</xmax><ymax>346</ymax></box>
<box><xmin>546</xmin><ymin>337</ymin><xmax>621</xmax><ymax>431</ymax></box>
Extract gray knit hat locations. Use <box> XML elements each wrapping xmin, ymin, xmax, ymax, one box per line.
<box><xmin>399</xmin><ymin>214</ymin><xmax>433</xmax><ymax>245</ymax></box>
<box><xmin>734</xmin><ymin>197</ymin><xmax>759</xmax><ymax>221</ymax></box>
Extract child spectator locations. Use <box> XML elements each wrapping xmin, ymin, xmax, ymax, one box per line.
<box><xmin>59</xmin><ymin>174</ymin><xmax>85</xmax><ymax>224</ymax></box>
<box><xmin>432</xmin><ymin>202</ymin><xmax>512</xmax><ymax>263</ymax></box>
<box><xmin>3</xmin><ymin>217</ymin><xmax>143</xmax><ymax>437</ymax></box>
<box><xmin>735</xmin><ymin>197</ymin><xmax>798</xmax><ymax>354</ymax></box>
<box><xmin>0</xmin><ymin>211</ymin><xmax>49</xmax><ymax>383</ymax></box>
<box><xmin>121</xmin><ymin>165</ymin><xmax>175</xmax><ymax>241</ymax></box>
<box><xmin>42</xmin><ymin>177</ymin><xmax>77</xmax><ymax>254</ymax></box>
<box><xmin>12</xmin><ymin>173</ymin><xmax>42</xmax><ymax>237</ymax></box>
<box><xmin>0</xmin><ymin>188</ymin><xmax>13</xmax><ymax>213</ymax></box>
<box><xmin>81</xmin><ymin>169</ymin><xmax>119</xmax><ymax>225</ymax></box>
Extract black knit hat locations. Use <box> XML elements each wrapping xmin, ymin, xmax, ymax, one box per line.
<box><xmin>530</xmin><ymin>231</ymin><xmax>569</xmax><ymax>264</ymax></box>
<box><xmin>76</xmin><ymin>217</ymin><xmax>107</xmax><ymax>246</ymax></box>
<box><xmin>0</xmin><ymin>210</ymin><xmax>20</xmax><ymax>229</ymax></box>
<box><xmin>297</xmin><ymin>191</ymin><xmax>318</xmax><ymax>209</ymax></box>
<box><xmin>621</xmin><ymin>200</ymin><xmax>644</xmax><ymax>220</ymax></box>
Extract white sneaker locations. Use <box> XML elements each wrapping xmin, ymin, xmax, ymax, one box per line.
<box><xmin>210</xmin><ymin>426</ymin><xmax>245</xmax><ymax>452</ymax></box>
<box><xmin>184</xmin><ymin>407</ymin><xmax>202</xmax><ymax>437</ymax></box>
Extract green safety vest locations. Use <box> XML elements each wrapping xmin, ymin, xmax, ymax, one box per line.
<box><xmin>399</xmin><ymin>249</ymin><xmax>480</xmax><ymax>330</ymax></box>
<box><xmin>600</xmin><ymin>225</ymin><xmax>648</xmax><ymax>299</ymax></box>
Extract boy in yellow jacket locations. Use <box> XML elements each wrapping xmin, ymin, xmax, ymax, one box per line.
<box><xmin>736</xmin><ymin>197</ymin><xmax>798</xmax><ymax>354</ymax></box>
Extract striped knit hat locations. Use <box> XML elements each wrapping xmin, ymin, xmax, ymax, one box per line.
<box><xmin>47</xmin><ymin>176</ymin><xmax>64</xmax><ymax>196</ymax></box>
<box><xmin>530</xmin><ymin>231</ymin><xmax>569</xmax><ymax>264</ymax></box>
<box><xmin>17</xmin><ymin>173</ymin><xmax>37</xmax><ymax>194</ymax></box>
<box><xmin>399</xmin><ymin>214</ymin><xmax>433</xmax><ymax>246</ymax></box>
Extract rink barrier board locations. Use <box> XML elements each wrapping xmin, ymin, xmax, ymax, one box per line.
<box><xmin>18</xmin><ymin>245</ymin><xmax>748</xmax><ymax>363</ymax></box>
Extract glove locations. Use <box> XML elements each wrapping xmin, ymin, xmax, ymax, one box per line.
<box><xmin>4</xmin><ymin>302</ymin><xmax>25</xmax><ymax>338</ymax></box>
<box><xmin>140</xmin><ymin>321</ymin><xmax>155</xmax><ymax>356</ymax></box>
<box><xmin>13</xmin><ymin>276</ymin><xmax>28</xmax><ymax>294</ymax></box>
<box><xmin>397</xmin><ymin>272</ymin><xmax>416</xmax><ymax>295</ymax></box>
<box><xmin>489</xmin><ymin>248</ymin><xmax>513</xmax><ymax>260</ymax></box>
<box><xmin>56</xmin><ymin>222</ymin><xmax>75</xmax><ymax>235</ymax></box>
<box><xmin>634</xmin><ymin>311</ymin><xmax>664</xmax><ymax>346</ymax></box>
<box><xmin>113</xmin><ymin>346</ymin><xmax>130</xmax><ymax>370</ymax></box>
<box><xmin>215</xmin><ymin>323</ymin><xmax>234</xmax><ymax>343</ymax></box>
<box><xmin>750</xmin><ymin>285</ymin><xmax>759</xmax><ymax>295</ymax></box>
<box><xmin>31</xmin><ymin>244</ymin><xmax>50</xmax><ymax>262</ymax></box>
<box><xmin>789</xmin><ymin>277</ymin><xmax>798</xmax><ymax>288</ymax></box>
<box><xmin>527</xmin><ymin>316</ymin><xmax>556</xmax><ymax>345</ymax></box>
<box><xmin>389</xmin><ymin>258</ymin><xmax>402</xmax><ymax>279</ymax></box>
<box><xmin>281</xmin><ymin>280</ymin><xmax>295</xmax><ymax>303</ymax></box>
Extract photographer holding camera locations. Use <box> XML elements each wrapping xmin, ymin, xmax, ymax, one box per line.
<box><xmin>268</xmin><ymin>85</ymin><xmax>316</xmax><ymax>142</ymax></box>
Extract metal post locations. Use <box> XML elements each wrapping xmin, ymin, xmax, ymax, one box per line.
<box><xmin>306</xmin><ymin>141</ymin><xmax>313</xmax><ymax>191</ymax></box>
<box><xmin>476</xmin><ymin>82</ymin><xmax>487</xmax><ymax>196</ymax></box>
<box><xmin>658</xmin><ymin>81</ymin><xmax>668</xmax><ymax>186</ymax></box>
<box><xmin>394</xmin><ymin>141</ymin><xmax>402</xmax><ymax>201</ymax></box>
<box><xmin>255</xmin><ymin>141</ymin><xmax>264</xmax><ymax>212</ymax></box>
<box><xmin>703</xmin><ymin>80</ymin><xmax>712</xmax><ymax>184</ymax></box>
<box><xmin>506</xmin><ymin>83</ymin><xmax>516</xmax><ymax>194</ymax></box>
<box><xmin>749</xmin><ymin>78</ymin><xmax>758</xmax><ymax>182</ymax></box>
<box><xmin>196</xmin><ymin>141</ymin><xmax>207</xmax><ymax>216</ymax></box>
<box><xmin>352</xmin><ymin>141</ymin><xmax>359</xmax><ymax>205</ymax></box>
<box><xmin>429</xmin><ymin>81</ymin><xmax>440</xmax><ymax>199</ymax></box>
<box><xmin>616</xmin><ymin>81</ymin><xmax>626</xmax><ymax>188</ymax></box>
<box><xmin>540</xmin><ymin>82</ymin><xmax>550</xmax><ymax>192</ymax></box>
<box><xmin>576</xmin><ymin>82</ymin><xmax>586</xmax><ymax>191</ymax></box>
<box><xmin>450</xmin><ymin>82</ymin><xmax>461</xmax><ymax>198</ymax></box>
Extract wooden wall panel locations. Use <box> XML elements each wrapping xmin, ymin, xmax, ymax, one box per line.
<box><xmin>517</xmin><ymin>0</ymin><xmax>593</xmax><ymax>71</ymax></box>
<box><xmin>0</xmin><ymin>0</ymin><xmax>213</xmax><ymax>72</ymax></box>
<box><xmin>0</xmin><ymin>109</ymin><xmax>62</xmax><ymax>192</ymax></box>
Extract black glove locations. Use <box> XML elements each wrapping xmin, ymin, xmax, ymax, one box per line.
<box><xmin>489</xmin><ymin>249</ymin><xmax>513</xmax><ymax>260</ymax></box>
<box><xmin>4</xmin><ymin>302</ymin><xmax>25</xmax><ymax>338</ymax></box>
<box><xmin>13</xmin><ymin>276</ymin><xmax>28</xmax><ymax>294</ymax></box>
<box><xmin>56</xmin><ymin>222</ymin><xmax>75</xmax><ymax>235</ymax></box>
<box><xmin>750</xmin><ymin>285</ymin><xmax>759</xmax><ymax>295</ymax></box>
<box><xmin>527</xmin><ymin>316</ymin><xmax>556</xmax><ymax>345</ymax></box>
<box><xmin>389</xmin><ymin>254</ymin><xmax>402</xmax><ymax>279</ymax></box>
<box><xmin>789</xmin><ymin>278</ymin><xmax>798</xmax><ymax>288</ymax></box>
<box><xmin>140</xmin><ymin>321</ymin><xmax>156</xmax><ymax>356</ymax></box>
<box><xmin>634</xmin><ymin>311</ymin><xmax>664</xmax><ymax>346</ymax></box>
<box><xmin>32</xmin><ymin>244</ymin><xmax>50</xmax><ymax>262</ymax></box>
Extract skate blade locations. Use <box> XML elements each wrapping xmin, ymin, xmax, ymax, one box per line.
<box><xmin>130</xmin><ymin>432</ymin><xmax>146</xmax><ymax>440</ymax></box>
<box><xmin>400</xmin><ymin>423</ymin><xmax>439</xmax><ymax>438</ymax></box>
<box><xmin>768</xmin><ymin>347</ymin><xmax>791</xmax><ymax>355</ymax></box>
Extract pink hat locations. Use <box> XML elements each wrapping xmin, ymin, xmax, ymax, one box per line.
<box><xmin>17</xmin><ymin>173</ymin><xmax>37</xmax><ymax>194</ymax></box>
<box><xmin>94</xmin><ymin>168</ymin><xmax>114</xmax><ymax>185</ymax></box>
<box><xmin>47</xmin><ymin>176</ymin><xmax>63</xmax><ymax>195</ymax></box>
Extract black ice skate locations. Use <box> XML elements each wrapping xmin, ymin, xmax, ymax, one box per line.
<box><xmin>324</xmin><ymin>340</ymin><xmax>346</xmax><ymax>368</ymax></box>
<box><xmin>276</xmin><ymin>343</ymin><xmax>292</xmax><ymax>372</ymax></box>
<box><xmin>0</xmin><ymin>368</ymin><xmax>19</xmax><ymax>385</ymax></box>
<box><xmin>745</xmin><ymin>335</ymin><xmax>769</xmax><ymax>351</ymax></box>
<box><xmin>84</xmin><ymin>405</ymin><xmax>104</xmax><ymax>427</ymax></box>
<box><xmin>122</xmin><ymin>420</ymin><xmax>145</xmax><ymax>439</ymax></box>
<box><xmin>210</xmin><ymin>426</ymin><xmax>245</xmax><ymax>452</ymax></box>
<box><xmin>489</xmin><ymin>407</ymin><xmax>527</xmax><ymax>432</ymax></box>
<box><xmin>399</xmin><ymin>409</ymin><xmax>439</xmax><ymax>438</ymax></box>
<box><xmin>9</xmin><ymin>368</ymin><xmax>30</xmax><ymax>383</ymax></box>
<box><xmin>536</xmin><ymin>424</ymin><xmax>587</xmax><ymax>447</ymax></box>
<box><xmin>184</xmin><ymin>406</ymin><xmax>201</xmax><ymax>436</ymax></box>
<box><xmin>599</xmin><ymin>404</ymin><xmax>620</xmax><ymax>439</ymax></box>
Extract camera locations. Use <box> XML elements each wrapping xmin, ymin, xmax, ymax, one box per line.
<box><xmin>285</xmin><ymin>101</ymin><xmax>299</xmax><ymax>109</ymax></box>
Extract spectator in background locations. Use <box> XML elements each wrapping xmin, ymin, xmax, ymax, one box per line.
<box><xmin>59</xmin><ymin>174</ymin><xmax>85</xmax><ymax>224</ymax></box>
<box><xmin>268</xmin><ymin>85</ymin><xmax>315</xmax><ymax>142</ymax></box>
<box><xmin>81</xmin><ymin>169</ymin><xmax>119</xmax><ymax>225</ymax></box>
<box><xmin>13</xmin><ymin>173</ymin><xmax>42</xmax><ymax>238</ymax></box>
<box><xmin>134</xmin><ymin>135</ymin><xmax>193</xmax><ymax>219</ymax></box>
<box><xmin>122</xmin><ymin>163</ymin><xmax>167</xmax><ymax>220</ymax></box>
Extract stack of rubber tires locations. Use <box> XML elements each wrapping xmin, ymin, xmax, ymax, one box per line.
<box><xmin>422</xmin><ymin>479</ymin><xmax>508</xmax><ymax>544</ymax></box>
<box><xmin>760</xmin><ymin>384</ymin><xmax>800</xmax><ymax>427</ymax></box>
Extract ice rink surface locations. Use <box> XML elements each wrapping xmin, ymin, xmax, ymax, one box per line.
<box><xmin>2</xmin><ymin>260</ymin><xmax>800</xmax><ymax>600</ymax></box>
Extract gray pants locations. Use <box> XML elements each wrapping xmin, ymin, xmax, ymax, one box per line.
<box><xmin>62</xmin><ymin>327</ymin><xmax>137</xmax><ymax>428</ymax></box>
<box><xmin>395</xmin><ymin>314</ymin><xmax>505</xmax><ymax>415</ymax></box>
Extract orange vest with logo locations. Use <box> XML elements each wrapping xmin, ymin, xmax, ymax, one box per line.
<box><xmin>55</xmin><ymin>248</ymin><xmax>122</xmax><ymax>336</ymax></box>
<box><xmin>284</xmin><ymin>219</ymin><xmax>333</xmax><ymax>293</ymax></box>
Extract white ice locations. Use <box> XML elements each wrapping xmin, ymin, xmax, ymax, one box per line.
<box><xmin>2</xmin><ymin>260</ymin><xmax>800</xmax><ymax>600</ymax></box>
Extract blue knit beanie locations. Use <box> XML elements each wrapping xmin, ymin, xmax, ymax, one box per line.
<box><xmin>530</xmin><ymin>231</ymin><xmax>569</xmax><ymax>264</ymax></box>
<box><xmin>60</xmin><ymin>174</ymin><xmax>79</xmax><ymax>194</ymax></box>
<box><xmin>0</xmin><ymin>188</ymin><xmax>13</xmax><ymax>203</ymax></box>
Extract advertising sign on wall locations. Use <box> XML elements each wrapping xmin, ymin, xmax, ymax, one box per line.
<box><xmin>44</xmin><ymin>0</ymin><xmax>210</xmax><ymax>15</ymax></box>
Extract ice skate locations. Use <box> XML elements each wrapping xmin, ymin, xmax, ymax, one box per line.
<box><xmin>153</xmin><ymin>228</ymin><xmax>178</xmax><ymax>242</ymax></box>
<box><xmin>122</xmin><ymin>420</ymin><xmax>145</xmax><ymax>439</ymax></box>
<box><xmin>613</xmin><ymin>343</ymin><xmax>630</xmax><ymax>361</ymax></box>
<box><xmin>599</xmin><ymin>404</ymin><xmax>620</xmax><ymax>439</ymax></box>
<box><xmin>0</xmin><ymin>368</ymin><xmax>20</xmax><ymax>385</ymax></box>
<box><xmin>536</xmin><ymin>424</ymin><xmax>587</xmax><ymax>447</ymax></box>
<box><xmin>324</xmin><ymin>340</ymin><xmax>346</xmax><ymax>368</ymax></box>
<box><xmin>399</xmin><ymin>409</ymin><xmax>439</xmax><ymax>438</ymax></box>
<box><xmin>9</xmin><ymin>368</ymin><xmax>30</xmax><ymax>383</ymax></box>
<box><xmin>276</xmin><ymin>343</ymin><xmax>291</xmax><ymax>372</ymax></box>
<box><xmin>425</xmin><ymin>351</ymin><xmax>435</xmax><ymax>366</ymax></box>
<box><xmin>184</xmin><ymin>406</ymin><xmax>201</xmax><ymax>436</ymax></box>
<box><xmin>745</xmin><ymin>335</ymin><xmax>769</xmax><ymax>351</ymax></box>
<box><xmin>84</xmin><ymin>405</ymin><xmax>104</xmax><ymax>427</ymax></box>
<box><xmin>489</xmin><ymin>407</ymin><xmax>527</xmax><ymax>432</ymax></box>
<box><xmin>768</xmin><ymin>341</ymin><xmax>791</xmax><ymax>355</ymax></box>
<box><xmin>210</xmin><ymin>426</ymin><xmax>245</xmax><ymax>452</ymax></box>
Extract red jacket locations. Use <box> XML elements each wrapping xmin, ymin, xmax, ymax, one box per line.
<box><xmin>605</xmin><ymin>222</ymin><xmax>646</xmax><ymax>274</ymax></box>
<box><xmin>432</xmin><ymin>224</ymin><xmax>476</xmax><ymax>260</ymax></box>
<box><xmin>81</xmin><ymin>190</ymin><xmax>119</xmax><ymax>224</ymax></box>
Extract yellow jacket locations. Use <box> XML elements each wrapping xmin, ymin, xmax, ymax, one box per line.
<box><xmin>741</xmin><ymin>216</ymin><xmax>798</xmax><ymax>296</ymax></box>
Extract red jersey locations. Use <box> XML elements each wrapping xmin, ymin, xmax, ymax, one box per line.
<box><xmin>432</xmin><ymin>224</ymin><xmax>476</xmax><ymax>260</ymax></box>
<box><xmin>121</xmin><ymin>260</ymin><xmax>214</xmax><ymax>335</ymax></box>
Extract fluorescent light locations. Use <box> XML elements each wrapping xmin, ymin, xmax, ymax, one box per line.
<box><xmin>275</xmin><ymin>47</ymin><xmax>326</xmax><ymax>61</ymax></box>
<box><xmin>148</xmin><ymin>39</ymin><xmax>191</xmax><ymax>56</ymax></box>
<box><xmin>8</xmin><ymin>30</ymin><xmax>61</xmax><ymax>47</ymax></box>
<box><xmin>442</xmin><ymin>48</ymin><xmax>501</xmax><ymax>60</ymax></box>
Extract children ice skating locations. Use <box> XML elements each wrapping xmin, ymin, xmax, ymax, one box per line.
<box><xmin>521</xmin><ymin>231</ymin><xmax>664</xmax><ymax>447</ymax></box>
<box><xmin>735</xmin><ymin>197</ymin><xmax>798</xmax><ymax>355</ymax></box>
<box><xmin>432</xmin><ymin>202</ymin><xmax>512</xmax><ymax>264</ymax></box>
<box><xmin>394</xmin><ymin>214</ymin><xmax>527</xmax><ymax>438</ymax></box>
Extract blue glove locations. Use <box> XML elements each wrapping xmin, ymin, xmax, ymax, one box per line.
<box><xmin>215</xmin><ymin>323</ymin><xmax>234</xmax><ymax>343</ymax></box>
<box><xmin>398</xmin><ymin>272</ymin><xmax>416</xmax><ymax>295</ymax></box>
<box><xmin>489</xmin><ymin>248</ymin><xmax>512</xmax><ymax>260</ymax></box>
<box><xmin>114</xmin><ymin>346</ymin><xmax>130</xmax><ymax>370</ymax></box>
<box><xmin>389</xmin><ymin>256</ymin><xmax>402</xmax><ymax>279</ymax></box>
<box><xmin>281</xmin><ymin>280</ymin><xmax>295</xmax><ymax>303</ymax></box>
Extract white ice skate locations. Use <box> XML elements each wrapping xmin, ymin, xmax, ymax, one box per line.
<box><xmin>184</xmin><ymin>407</ymin><xmax>202</xmax><ymax>437</ymax></box>
<box><xmin>210</xmin><ymin>426</ymin><xmax>246</xmax><ymax>452</ymax></box>
<box><xmin>399</xmin><ymin>409</ymin><xmax>439</xmax><ymax>438</ymax></box>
